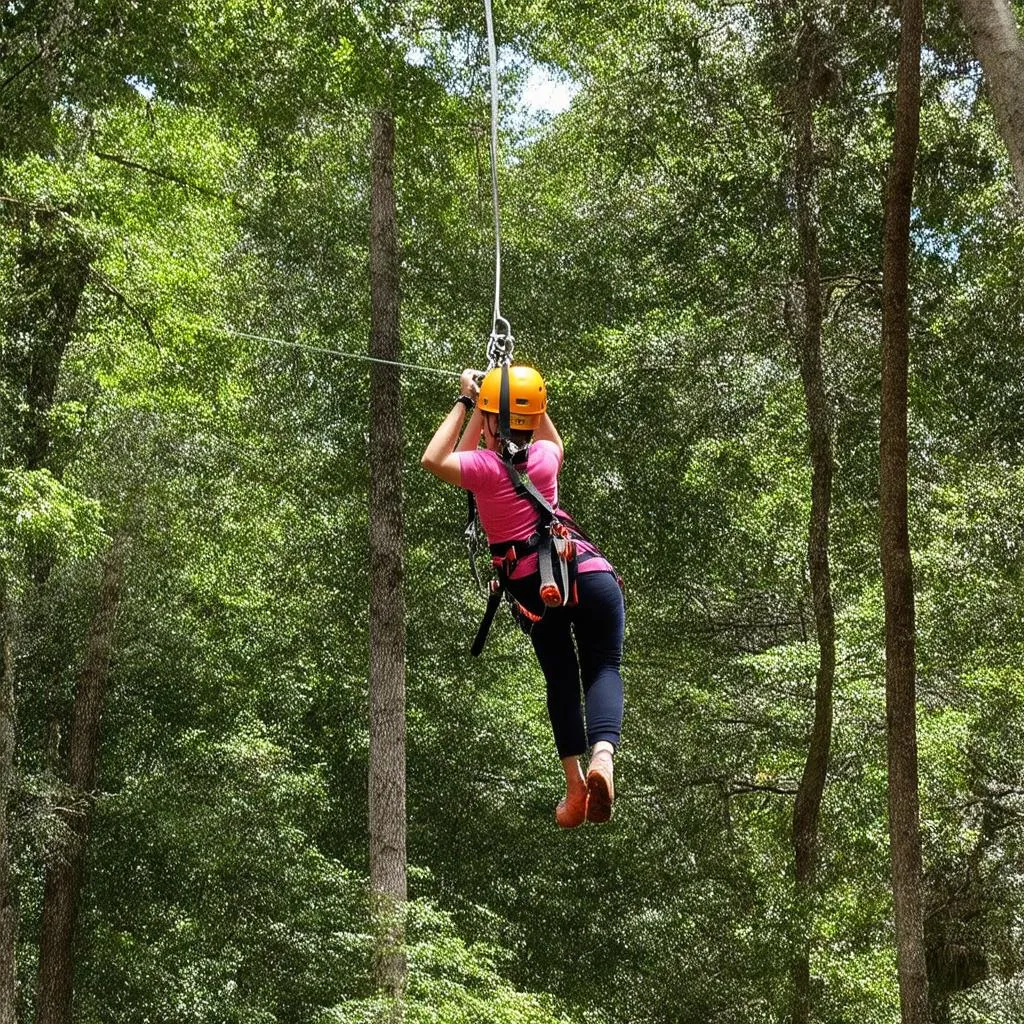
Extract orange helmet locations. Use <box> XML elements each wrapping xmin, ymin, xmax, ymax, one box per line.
<box><xmin>478</xmin><ymin>365</ymin><xmax>547</xmax><ymax>429</ymax></box>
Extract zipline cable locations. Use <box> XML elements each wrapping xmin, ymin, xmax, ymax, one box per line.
<box><xmin>213</xmin><ymin>327</ymin><xmax>463</xmax><ymax>379</ymax></box>
<box><xmin>483</xmin><ymin>0</ymin><xmax>513</xmax><ymax>368</ymax></box>
<box><xmin>200</xmin><ymin>9</ymin><xmax>516</xmax><ymax>411</ymax></box>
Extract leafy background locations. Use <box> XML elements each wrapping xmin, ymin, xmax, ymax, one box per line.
<box><xmin>2</xmin><ymin>1</ymin><xmax>1024</xmax><ymax>1022</ymax></box>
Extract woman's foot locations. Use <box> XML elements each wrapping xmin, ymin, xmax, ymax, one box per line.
<box><xmin>585</xmin><ymin>746</ymin><xmax>615</xmax><ymax>823</ymax></box>
<box><xmin>556</xmin><ymin>755</ymin><xmax>588</xmax><ymax>828</ymax></box>
<box><xmin>555</xmin><ymin>784</ymin><xmax>588</xmax><ymax>828</ymax></box>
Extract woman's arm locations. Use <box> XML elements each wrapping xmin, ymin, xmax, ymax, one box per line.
<box><xmin>420</xmin><ymin>370</ymin><xmax>481</xmax><ymax>486</ymax></box>
<box><xmin>456</xmin><ymin>407</ymin><xmax>483</xmax><ymax>452</ymax></box>
<box><xmin>532</xmin><ymin>411</ymin><xmax>564</xmax><ymax>457</ymax></box>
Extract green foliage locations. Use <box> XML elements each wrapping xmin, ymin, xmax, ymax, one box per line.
<box><xmin>323</xmin><ymin>902</ymin><xmax>580</xmax><ymax>1024</ymax></box>
<box><xmin>0</xmin><ymin>468</ymin><xmax>105</xmax><ymax>569</ymax></box>
<box><xmin>2</xmin><ymin>1</ymin><xmax>1024</xmax><ymax>1023</ymax></box>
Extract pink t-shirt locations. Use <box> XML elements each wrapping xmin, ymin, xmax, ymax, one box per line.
<box><xmin>457</xmin><ymin>441</ymin><xmax>613</xmax><ymax>579</ymax></box>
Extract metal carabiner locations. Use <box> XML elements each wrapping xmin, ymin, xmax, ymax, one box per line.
<box><xmin>487</xmin><ymin>316</ymin><xmax>514</xmax><ymax>368</ymax></box>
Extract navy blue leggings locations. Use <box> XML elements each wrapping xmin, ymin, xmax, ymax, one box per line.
<box><xmin>528</xmin><ymin>570</ymin><xmax>625</xmax><ymax>759</ymax></box>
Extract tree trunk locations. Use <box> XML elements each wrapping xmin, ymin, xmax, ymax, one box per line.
<box><xmin>368</xmin><ymin>108</ymin><xmax>407</xmax><ymax>1004</ymax></box>
<box><xmin>3</xmin><ymin>216</ymin><xmax>93</xmax><ymax>474</ymax></box>
<box><xmin>0</xmin><ymin>212</ymin><xmax>93</xmax><ymax>1024</ymax></box>
<box><xmin>35</xmin><ymin>536</ymin><xmax>126</xmax><ymax>1024</ymax></box>
<box><xmin>0</xmin><ymin>588</ymin><xmax>17</xmax><ymax>1024</ymax></box>
<box><xmin>957</xmin><ymin>0</ymin><xmax>1024</xmax><ymax>198</ymax></box>
<box><xmin>880</xmin><ymin>2</ymin><xmax>929</xmax><ymax>1023</ymax></box>
<box><xmin>787</xmin><ymin>16</ymin><xmax>837</xmax><ymax>1024</ymax></box>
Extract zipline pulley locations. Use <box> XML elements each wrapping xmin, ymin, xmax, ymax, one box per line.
<box><xmin>487</xmin><ymin>316</ymin><xmax>514</xmax><ymax>369</ymax></box>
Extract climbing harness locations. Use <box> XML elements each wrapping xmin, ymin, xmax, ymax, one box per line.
<box><xmin>467</xmin><ymin>364</ymin><xmax>606</xmax><ymax>656</ymax></box>
<box><xmin>470</xmin><ymin>438</ymin><xmax>600</xmax><ymax>657</ymax></box>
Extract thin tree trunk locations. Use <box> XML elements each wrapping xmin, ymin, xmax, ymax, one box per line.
<box><xmin>368</xmin><ymin>108</ymin><xmax>407</xmax><ymax>1004</ymax></box>
<box><xmin>8</xmin><ymin>222</ymin><xmax>92</xmax><ymax>474</ymax></box>
<box><xmin>0</xmin><ymin>587</ymin><xmax>17</xmax><ymax>1024</ymax></box>
<box><xmin>0</xmin><ymin>215</ymin><xmax>92</xmax><ymax>1024</ymax></box>
<box><xmin>880</xmin><ymin>1</ymin><xmax>929</xmax><ymax>1022</ymax></box>
<box><xmin>957</xmin><ymin>0</ymin><xmax>1024</xmax><ymax>198</ymax></box>
<box><xmin>35</xmin><ymin>536</ymin><xmax>126</xmax><ymax>1024</ymax></box>
<box><xmin>788</xmin><ymin>17</ymin><xmax>837</xmax><ymax>1024</ymax></box>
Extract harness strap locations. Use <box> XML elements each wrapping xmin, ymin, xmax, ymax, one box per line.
<box><xmin>471</xmin><ymin>581</ymin><xmax>505</xmax><ymax>657</ymax></box>
<box><xmin>499</xmin><ymin>362</ymin><xmax>511</xmax><ymax>441</ymax></box>
<box><xmin>537</xmin><ymin>531</ymin><xmax>562</xmax><ymax>607</ymax></box>
<box><xmin>504</xmin><ymin>452</ymin><xmax>556</xmax><ymax>518</ymax></box>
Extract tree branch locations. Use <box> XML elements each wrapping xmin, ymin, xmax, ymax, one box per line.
<box><xmin>87</xmin><ymin>269</ymin><xmax>159</xmax><ymax>349</ymax></box>
<box><xmin>0</xmin><ymin>50</ymin><xmax>41</xmax><ymax>92</ymax></box>
<box><xmin>668</xmin><ymin>774</ymin><xmax>800</xmax><ymax>796</ymax></box>
<box><xmin>730</xmin><ymin>779</ymin><xmax>800</xmax><ymax>796</ymax></box>
<box><xmin>92</xmin><ymin>151</ymin><xmax>247</xmax><ymax>209</ymax></box>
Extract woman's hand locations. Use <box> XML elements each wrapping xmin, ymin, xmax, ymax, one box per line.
<box><xmin>422</xmin><ymin>369</ymin><xmax>485</xmax><ymax>485</ymax></box>
<box><xmin>460</xmin><ymin>368</ymin><xmax>483</xmax><ymax>401</ymax></box>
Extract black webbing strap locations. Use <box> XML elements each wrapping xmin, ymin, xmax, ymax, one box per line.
<box><xmin>503</xmin><ymin>451</ymin><xmax>557</xmax><ymax>518</ymax></box>
<box><xmin>471</xmin><ymin>582</ymin><xmax>505</xmax><ymax>656</ymax></box>
<box><xmin>499</xmin><ymin>362</ymin><xmax>511</xmax><ymax>442</ymax></box>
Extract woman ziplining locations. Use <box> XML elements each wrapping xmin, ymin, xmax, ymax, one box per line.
<box><xmin>216</xmin><ymin>327</ymin><xmax>627</xmax><ymax>826</ymax></box>
<box><xmin>421</xmin><ymin>366</ymin><xmax>626</xmax><ymax>827</ymax></box>
<box><xmin>423</xmin><ymin>0</ymin><xmax>625</xmax><ymax>827</ymax></box>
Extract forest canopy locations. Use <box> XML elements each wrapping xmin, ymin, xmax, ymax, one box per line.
<box><xmin>2</xmin><ymin>1</ymin><xmax>1024</xmax><ymax>1023</ymax></box>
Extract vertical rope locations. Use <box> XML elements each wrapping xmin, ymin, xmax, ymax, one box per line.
<box><xmin>483</xmin><ymin>0</ymin><xmax>513</xmax><ymax>366</ymax></box>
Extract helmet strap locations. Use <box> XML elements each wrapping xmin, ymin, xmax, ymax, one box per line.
<box><xmin>498</xmin><ymin>363</ymin><xmax>512</xmax><ymax>445</ymax></box>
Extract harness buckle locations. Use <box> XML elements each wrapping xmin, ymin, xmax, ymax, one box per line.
<box><xmin>550</xmin><ymin>521</ymin><xmax>576</xmax><ymax>561</ymax></box>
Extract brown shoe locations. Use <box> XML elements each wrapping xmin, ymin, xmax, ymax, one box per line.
<box><xmin>555</xmin><ymin>787</ymin><xmax>588</xmax><ymax>829</ymax></box>
<box><xmin>585</xmin><ymin>761</ymin><xmax>614</xmax><ymax>823</ymax></box>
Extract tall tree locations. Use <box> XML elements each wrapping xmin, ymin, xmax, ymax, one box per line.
<box><xmin>880</xmin><ymin>0</ymin><xmax>929</xmax><ymax>1021</ymax></box>
<box><xmin>957</xmin><ymin>0</ymin><xmax>1024</xmax><ymax>198</ymax></box>
<box><xmin>35</xmin><ymin>534</ymin><xmax>126</xmax><ymax>1024</ymax></box>
<box><xmin>0</xmin><ymin>203</ymin><xmax>95</xmax><ymax>1017</ymax></box>
<box><xmin>782</xmin><ymin>11</ymin><xmax>837</xmax><ymax>1023</ymax></box>
<box><xmin>367</xmin><ymin>107</ymin><xmax>407</xmax><ymax>1002</ymax></box>
<box><xmin>0</xmin><ymin>584</ymin><xmax>15</xmax><ymax>1024</ymax></box>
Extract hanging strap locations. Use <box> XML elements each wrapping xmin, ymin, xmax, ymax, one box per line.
<box><xmin>471</xmin><ymin>581</ymin><xmax>505</xmax><ymax>657</ymax></box>
<box><xmin>498</xmin><ymin>362</ymin><xmax>512</xmax><ymax>441</ymax></box>
<box><xmin>464</xmin><ymin>492</ymin><xmax>487</xmax><ymax>597</ymax></box>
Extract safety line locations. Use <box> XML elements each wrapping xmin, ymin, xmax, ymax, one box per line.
<box><xmin>482</xmin><ymin>0</ymin><xmax>509</xmax><ymax>357</ymax></box>
<box><xmin>212</xmin><ymin>327</ymin><xmax>463</xmax><ymax>379</ymax></box>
